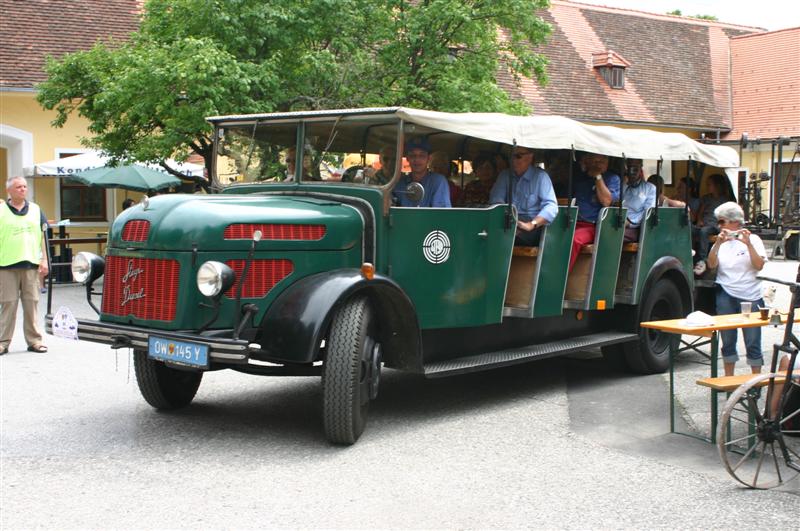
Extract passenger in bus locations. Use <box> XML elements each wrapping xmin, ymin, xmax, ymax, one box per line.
<box><xmin>489</xmin><ymin>146</ymin><xmax>557</xmax><ymax>246</ymax></box>
<box><xmin>430</xmin><ymin>151</ymin><xmax>462</xmax><ymax>206</ymax></box>
<box><xmin>569</xmin><ymin>153</ymin><xmax>621</xmax><ymax>270</ymax></box>
<box><xmin>692</xmin><ymin>173</ymin><xmax>733</xmax><ymax>275</ymax></box>
<box><xmin>706</xmin><ymin>202</ymin><xmax>767</xmax><ymax>376</ymax></box>
<box><xmin>621</xmin><ymin>159</ymin><xmax>656</xmax><ymax>242</ymax></box>
<box><xmin>462</xmin><ymin>152</ymin><xmax>497</xmax><ymax>206</ymax></box>
<box><xmin>648</xmin><ymin>175</ymin><xmax>685</xmax><ymax>208</ymax></box>
<box><xmin>362</xmin><ymin>145</ymin><xmax>396</xmax><ymax>185</ymax></box>
<box><xmin>392</xmin><ymin>137</ymin><xmax>451</xmax><ymax>208</ymax></box>
<box><xmin>675</xmin><ymin>176</ymin><xmax>700</xmax><ymax>213</ymax></box>
<box><xmin>284</xmin><ymin>146</ymin><xmax>312</xmax><ymax>181</ymax></box>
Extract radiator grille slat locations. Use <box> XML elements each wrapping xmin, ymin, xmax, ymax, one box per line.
<box><xmin>224</xmin><ymin>259</ymin><xmax>293</xmax><ymax>298</ymax></box>
<box><xmin>224</xmin><ymin>224</ymin><xmax>325</xmax><ymax>240</ymax></box>
<box><xmin>121</xmin><ymin>220</ymin><xmax>150</xmax><ymax>241</ymax></box>
<box><xmin>102</xmin><ymin>257</ymin><xmax>179</xmax><ymax>321</ymax></box>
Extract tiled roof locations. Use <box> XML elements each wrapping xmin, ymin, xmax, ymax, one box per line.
<box><xmin>0</xmin><ymin>0</ymin><xmax>143</xmax><ymax>89</ymax></box>
<box><xmin>725</xmin><ymin>27</ymin><xmax>800</xmax><ymax>140</ymax></box>
<box><xmin>503</xmin><ymin>1</ymin><xmax>759</xmax><ymax>131</ymax></box>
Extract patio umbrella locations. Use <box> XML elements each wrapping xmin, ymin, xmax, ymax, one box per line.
<box><xmin>31</xmin><ymin>151</ymin><xmax>205</xmax><ymax>178</ymax></box>
<box><xmin>71</xmin><ymin>164</ymin><xmax>183</xmax><ymax>192</ymax></box>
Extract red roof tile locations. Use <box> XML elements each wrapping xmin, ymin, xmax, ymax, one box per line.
<box><xmin>725</xmin><ymin>27</ymin><xmax>800</xmax><ymax>140</ymax></box>
<box><xmin>0</xmin><ymin>0</ymin><xmax>143</xmax><ymax>89</ymax></box>
<box><xmin>507</xmin><ymin>1</ymin><xmax>758</xmax><ymax>131</ymax></box>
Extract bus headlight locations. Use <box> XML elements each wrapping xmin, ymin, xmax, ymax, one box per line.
<box><xmin>71</xmin><ymin>252</ymin><xmax>105</xmax><ymax>285</ymax></box>
<box><xmin>197</xmin><ymin>261</ymin><xmax>235</xmax><ymax>298</ymax></box>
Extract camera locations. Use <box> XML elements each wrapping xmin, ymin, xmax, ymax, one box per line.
<box><xmin>730</xmin><ymin>230</ymin><xmax>743</xmax><ymax>240</ymax></box>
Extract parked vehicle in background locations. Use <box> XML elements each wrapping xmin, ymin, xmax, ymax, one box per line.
<box><xmin>51</xmin><ymin>108</ymin><xmax>739</xmax><ymax>444</ymax></box>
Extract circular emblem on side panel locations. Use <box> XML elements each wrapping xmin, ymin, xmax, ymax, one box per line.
<box><xmin>423</xmin><ymin>230</ymin><xmax>451</xmax><ymax>264</ymax></box>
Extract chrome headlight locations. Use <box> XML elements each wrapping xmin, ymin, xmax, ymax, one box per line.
<box><xmin>196</xmin><ymin>261</ymin><xmax>235</xmax><ymax>298</ymax></box>
<box><xmin>71</xmin><ymin>252</ymin><xmax>105</xmax><ymax>285</ymax></box>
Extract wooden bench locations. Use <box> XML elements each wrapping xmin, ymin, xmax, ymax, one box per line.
<box><xmin>512</xmin><ymin>246</ymin><xmax>539</xmax><ymax>257</ymax></box>
<box><xmin>697</xmin><ymin>372</ymin><xmax>787</xmax><ymax>392</ymax></box>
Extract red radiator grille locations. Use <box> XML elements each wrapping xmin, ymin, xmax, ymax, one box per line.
<box><xmin>122</xmin><ymin>220</ymin><xmax>150</xmax><ymax>242</ymax></box>
<box><xmin>224</xmin><ymin>259</ymin><xmax>293</xmax><ymax>298</ymax></box>
<box><xmin>102</xmin><ymin>256</ymin><xmax>179</xmax><ymax>321</ymax></box>
<box><xmin>224</xmin><ymin>224</ymin><xmax>326</xmax><ymax>241</ymax></box>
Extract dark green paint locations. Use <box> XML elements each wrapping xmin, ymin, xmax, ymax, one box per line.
<box><xmin>387</xmin><ymin>205</ymin><xmax>514</xmax><ymax>329</ymax></box>
<box><xmin>532</xmin><ymin>206</ymin><xmax>577</xmax><ymax>317</ymax></box>
<box><xmin>111</xmin><ymin>193</ymin><xmax>363</xmax><ymax>252</ymax></box>
<box><xmin>632</xmin><ymin>207</ymin><xmax>693</xmax><ymax>303</ymax></box>
<box><xmin>585</xmin><ymin>206</ymin><xmax>627</xmax><ymax>310</ymax></box>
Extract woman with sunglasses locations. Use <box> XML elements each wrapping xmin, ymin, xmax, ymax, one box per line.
<box><xmin>706</xmin><ymin>202</ymin><xmax>768</xmax><ymax>376</ymax></box>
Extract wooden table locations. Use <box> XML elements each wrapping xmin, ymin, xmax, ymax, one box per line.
<box><xmin>641</xmin><ymin>311</ymin><xmax>790</xmax><ymax>443</ymax></box>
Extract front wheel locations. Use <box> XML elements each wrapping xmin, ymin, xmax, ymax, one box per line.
<box><xmin>133</xmin><ymin>350</ymin><xmax>203</xmax><ymax>409</ymax></box>
<box><xmin>322</xmin><ymin>296</ymin><xmax>381</xmax><ymax>445</ymax></box>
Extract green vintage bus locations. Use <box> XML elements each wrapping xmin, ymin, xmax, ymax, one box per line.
<box><xmin>51</xmin><ymin>108</ymin><xmax>739</xmax><ymax>444</ymax></box>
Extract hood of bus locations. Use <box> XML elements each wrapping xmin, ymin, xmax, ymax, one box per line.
<box><xmin>108</xmin><ymin>194</ymin><xmax>362</xmax><ymax>252</ymax></box>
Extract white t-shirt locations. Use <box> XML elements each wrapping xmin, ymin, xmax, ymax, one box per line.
<box><xmin>716</xmin><ymin>234</ymin><xmax>767</xmax><ymax>301</ymax></box>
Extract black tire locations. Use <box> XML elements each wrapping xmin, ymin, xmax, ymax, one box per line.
<box><xmin>322</xmin><ymin>296</ymin><xmax>379</xmax><ymax>445</ymax></box>
<box><xmin>625</xmin><ymin>278</ymin><xmax>683</xmax><ymax>374</ymax></box>
<box><xmin>133</xmin><ymin>349</ymin><xmax>203</xmax><ymax>409</ymax></box>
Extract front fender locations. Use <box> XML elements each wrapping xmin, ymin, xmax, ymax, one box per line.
<box><xmin>641</xmin><ymin>256</ymin><xmax>693</xmax><ymax>315</ymax></box>
<box><xmin>256</xmin><ymin>269</ymin><xmax>422</xmax><ymax>371</ymax></box>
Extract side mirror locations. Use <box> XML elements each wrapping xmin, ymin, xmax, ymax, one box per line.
<box><xmin>404</xmin><ymin>181</ymin><xmax>425</xmax><ymax>205</ymax></box>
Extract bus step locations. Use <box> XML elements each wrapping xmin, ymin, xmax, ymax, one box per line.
<box><xmin>423</xmin><ymin>331</ymin><xmax>639</xmax><ymax>378</ymax></box>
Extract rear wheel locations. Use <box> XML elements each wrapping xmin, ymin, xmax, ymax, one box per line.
<box><xmin>626</xmin><ymin>278</ymin><xmax>683</xmax><ymax>374</ymax></box>
<box><xmin>133</xmin><ymin>349</ymin><xmax>203</xmax><ymax>409</ymax></box>
<box><xmin>322</xmin><ymin>296</ymin><xmax>381</xmax><ymax>445</ymax></box>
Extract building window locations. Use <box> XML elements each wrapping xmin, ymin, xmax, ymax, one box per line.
<box><xmin>57</xmin><ymin>152</ymin><xmax>107</xmax><ymax>222</ymax></box>
<box><xmin>592</xmin><ymin>50</ymin><xmax>630</xmax><ymax>90</ymax></box>
<box><xmin>599</xmin><ymin>66</ymin><xmax>625</xmax><ymax>89</ymax></box>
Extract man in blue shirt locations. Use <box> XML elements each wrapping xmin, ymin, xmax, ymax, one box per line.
<box><xmin>621</xmin><ymin>159</ymin><xmax>656</xmax><ymax>242</ymax></box>
<box><xmin>392</xmin><ymin>137</ymin><xmax>451</xmax><ymax>208</ymax></box>
<box><xmin>489</xmin><ymin>147</ymin><xmax>558</xmax><ymax>246</ymax></box>
<box><xmin>570</xmin><ymin>153</ymin><xmax>620</xmax><ymax>270</ymax></box>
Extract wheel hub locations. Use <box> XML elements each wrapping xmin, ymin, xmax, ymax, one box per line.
<box><xmin>757</xmin><ymin>420</ymin><xmax>780</xmax><ymax>444</ymax></box>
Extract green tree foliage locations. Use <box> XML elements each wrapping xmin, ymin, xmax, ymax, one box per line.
<box><xmin>667</xmin><ymin>9</ymin><xmax>718</xmax><ymax>21</ymax></box>
<box><xmin>37</xmin><ymin>0</ymin><xmax>551</xmax><ymax>185</ymax></box>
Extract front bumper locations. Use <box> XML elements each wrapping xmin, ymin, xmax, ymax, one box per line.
<box><xmin>45</xmin><ymin>314</ymin><xmax>250</xmax><ymax>363</ymax></box>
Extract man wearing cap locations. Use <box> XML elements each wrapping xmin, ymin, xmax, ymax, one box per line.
<box><xmin>1</xmin><ymin>176</ymin><xmax>49</xmax><ymax>355</ymax></box>
<box><xmin>569</xmin><ymin>153</ymin><xmax>620</xmax><ymax>270</ymax></box>
<box><xmin>392</xmin><ymin>137</ymin><xmax>451</xmax><ymax>208</ymax></box>
<box><xmin>489</xmin><ymin>146</ymin><xmax>558</xmax><ymax>246</ymax></box>
<box><xmin>621</xmin><ymin>158</ymin><xmax>656</xmax><ymax>242</ymax></box>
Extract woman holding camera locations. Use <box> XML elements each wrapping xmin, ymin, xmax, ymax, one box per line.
<box><xmin>707</xmin><ymin>202</ymin><xmax>768</xmax><ymax>376</ymax></box>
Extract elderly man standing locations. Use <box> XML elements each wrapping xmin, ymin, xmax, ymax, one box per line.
<box><xmin>392</xmin><ymin>137</ymin><xmax>451</xmax><ymax>208</ymax></box>
<box><xmin>489</xmin><ymin>146</ymin><xmax>558</xmax><ymax>246</ymax></box>
<box><xmin>1</xmin><ymin>176</ymin><xmax>49</xmax><ymax>354</ymax></box>
<box><xmin>569</xmin><ymin>153</ymin><xmax>620</xmax><ymax>270</ymax></box>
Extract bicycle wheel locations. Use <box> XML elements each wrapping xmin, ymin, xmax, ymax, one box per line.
<box><xmin>717</xmin><ymin>373</ymin><xmax>800</xmax><ymax>489</ymax></box>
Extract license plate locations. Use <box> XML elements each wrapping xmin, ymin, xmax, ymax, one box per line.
<box><xmin>148</xmin><ymin>336</ymin><xmax>209</xmax><ymax>369</ymax></box>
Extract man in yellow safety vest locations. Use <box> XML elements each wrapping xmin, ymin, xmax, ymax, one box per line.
<box><xmin>1</xmin><ymin>176</ymin><xmax>49</xmax><ymax>354</ymax></box>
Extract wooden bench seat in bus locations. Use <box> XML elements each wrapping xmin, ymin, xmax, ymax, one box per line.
<box><xmin>504</xmin><ymin>205</ymin><xmax>577</xmax><ymax>317</ymax></box>
<box><xmin>564</xmin><ymin>207</ymin><xmax>626</xmax><ymax>309</ymax></box>
<box><xmin>512</xmin><ymin>246</ymin><xmax>539</xmax><ymax>257</ymax></box>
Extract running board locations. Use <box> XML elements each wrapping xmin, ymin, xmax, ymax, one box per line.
<box><xmin>423</xmin><ymin>331</ymin><xmax>639</xmax><ymax>378</ymax></box>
